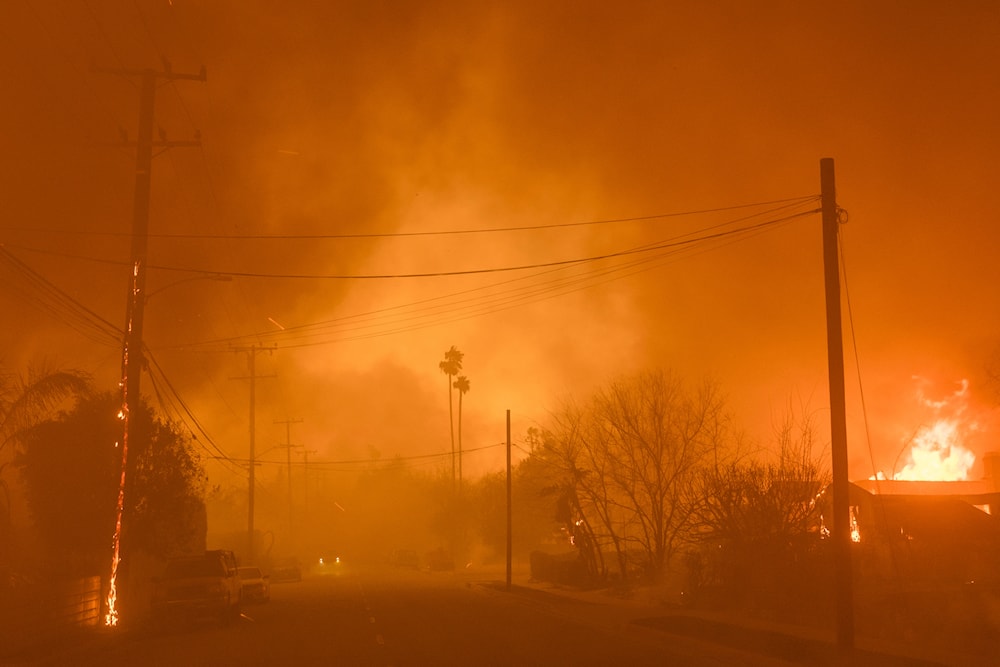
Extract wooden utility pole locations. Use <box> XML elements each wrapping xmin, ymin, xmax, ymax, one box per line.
<box><xmin>301</xmin><ymin>448</ymin><xmax>317</xmax><ymax>510</ymax></box>
<box><xmin>117</xmin><ymin>65</ymin><xmax>206</xmax><ymax>407</ymax></box>
<box><xmin>106</xmin><ymin>63</ymin><xmax>204</xmax><ymax>627</ymax></box>
<box><xmin>232</xmin><ymin>344</ymin><xmax>275</xmax><ymax>562</ymax></box>
<box><xmin>506</xmin><ymin>409</ymin><xmax>512</xmax><ymax>592</ymax></box>
<box><xmin>275</xmin><ymin>417</ymin><xmax>303</xmax><ymax>543</ymax></box>
<box><xmin>821</xmin><ymin>157</ymin><xmax>854</xmax><ymax>651</ymax></box>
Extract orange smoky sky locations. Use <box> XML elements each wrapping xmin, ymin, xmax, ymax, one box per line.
<box><xmin>2</xmin><ymin>0</ymin><xmax>999</xmax><ymax>497</ymax></box>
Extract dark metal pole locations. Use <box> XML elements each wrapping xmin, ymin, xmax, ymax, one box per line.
<box><xmin>506</xmin><ymin>409</ymin><xmax>512</xmax><ymax>591</ymax></box>
<box><xmin>248</xmin><ymin>346</ymin><xmax>257</xmax><ymax>562</ymax></box>
<box><xmin>821</xmin><ymin>157</ymin><xmax>854</xmax><ymax>650</ymax></box>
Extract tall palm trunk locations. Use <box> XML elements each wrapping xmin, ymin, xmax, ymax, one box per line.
<box><xmin>438</xmin><ymin>346</ymin><xmax>463</xmax><ymax>493</ymax></box>
<box><xmin>457</xmin><ymin>390</ymin><xmax>463</xmax><ymax>490</ymax></box>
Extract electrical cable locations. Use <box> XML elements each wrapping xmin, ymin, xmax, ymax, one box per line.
<box><xmin>0</xmin><ymin>246</ymin><xmax>248</xmax><ymax>483</ymax></box>
<box><xmin>144</xmin><ymin>348</ymin><xmax>246</xmax><ymax>474</ymax></box>
<box><xmin>159</xmin><ymin>205</ymin><xmax>818</xmax><ymax>352</ymax></box>
<box><xmin>0</xmin><ymin>246</ymin><xmax>122</xmax><ymax>348</ymax></box>
<box><xmin>1</xmin><ymin>207</ymin><xmax>820</xmax><ymax>281</ymax></box>
<box><xmin>840</xmin><ymin>220</ymin><xmax>907</xmax><ymax>597</ymax></box>
<box><xmin>229</xmin><ymin>441</ymin><xmax>505</xmax><ymax>472</ymax></box>
<box><xmin>0</xmin><ymin>195</ymin><xmax>820</xmax><ymax>240</ymax></box>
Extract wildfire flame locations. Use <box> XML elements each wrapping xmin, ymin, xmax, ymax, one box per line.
<box><xmin>894</xmin><ymin>418</ymin><xmax>976</xmax><ymax>481</ymax></box>
<box><xmin>106</xmin><ymin>261</ymin><xmax>139</xmax><ymax>627</ymax></box>
<box><xmin>876</xmin><ymin>378</ymin><xmax>979</xmax><ymax>482</ymax></box>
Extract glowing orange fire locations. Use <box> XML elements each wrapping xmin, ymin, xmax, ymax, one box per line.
<box><xmin>876</xmin><ymin>378</ymin><xmax>979</xmax><ymax>482</ymax></box>
<box><xmin>894</xmin><ymin>418</ymin><xmax>976</xmax><ymax>481</ymax></box>
<box><xmin>106</xmin><ymin>262</ymin><xmax>138</xmax><ymax>627</ymax></box>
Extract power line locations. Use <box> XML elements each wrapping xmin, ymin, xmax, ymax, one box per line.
<box><xmin>159</xmin><ymin>206</ymin><xmax>818</xmax><ymax>352</ymax></box>
<box><xmin>222</xmin><ymin>441</ymin><xmax>505</xmax><ymax>469</ymax></box>
<box><xmin>2</xmin><ymin>206</ymin><xmax>819</xmax><ymax>281</ymax></box>
<box><xmin>144</xmin><ymin>348</ymin><xmax>245</xmax><ymax>475</ymax></box>
<box><xmin>0</xmin><ymin>195</ymin><xmax>819</xmax><ymax>240</ymax></box>
<box><xmin>0</xmin><ymin>246</ymin><xmax>245</xmax><ymax>481</ymax></box>
<box><xmin>0</xmin><ymin>246</ymin><xmax>121</xmax><ymax>347</ymax></box>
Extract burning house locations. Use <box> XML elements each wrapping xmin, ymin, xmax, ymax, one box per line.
<box><xmin>841</xmin><ymin>452</ymin><xmax>1000</xmax><ymax>587</ymax></box>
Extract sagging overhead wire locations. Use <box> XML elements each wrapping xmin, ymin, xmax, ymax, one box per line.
<box><xmin>169</xmin><ymin>202</ymin><xmax>820</xmax><ymax>352</ymax></box>
<box><xmin>4</xmin><ymin>198</ymin><xmax>820</xmax><ymax>354</ymax></box>
<box><xmin>0</xmin><ymin>245</ymin><xmax>244</xmax><ymax>478</ymax></box>
<box><xmin>0</xmin><ymin>245</ymin><xmax>122</xmax><ymax>348</ymax></box>
<box><xmin>1</xmin><ymin>195</ymin><xmax>819</xmax><ymax>240</ymax></box>
<box><xmin>144</xmin><ymin>348</ymin><xmax>246</xmax><ymax>479</ymax></box>
<box><xmin>1</xmin><ymin>197</ymin><xmax>822</xmax><ymax>280</ymax></box>
<box><xmin>226</xmin><ymin>441</ymin><xmax>506</xmax><ymax>473</ymax></box>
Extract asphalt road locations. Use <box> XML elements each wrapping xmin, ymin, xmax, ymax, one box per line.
<box><xmin>10</xmin><ymin>565</ymin><xmax>810</xmax><ymax>667</ymax></box>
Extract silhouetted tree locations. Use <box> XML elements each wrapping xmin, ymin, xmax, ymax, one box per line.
<box><xmin>0</xmin><ymin>365</ymin><xmax>90</xmax><ymax>572</ymax></box>
<box><xmin>687</xmin><ymin>410</ymin><xmax>829</xmax><ymax>610</ymax></box>
<box><xmin>438</xmin><ymin>346</ymin><xmax>463</xmax><ymax>487</ymax></box>
<box><xmin>540</xmin><ymin>402</ymin><xmax>609</xmax><ymax>581</ymax></box>
<box><xmin>17</xmin><ymin>391</ymin><xmax>206</xmax><ymax>576</ymax></box>
<box><xmin>544</xmin><ymin>370</ymin><xmax>735</xmax><ymax>583</ymax></box>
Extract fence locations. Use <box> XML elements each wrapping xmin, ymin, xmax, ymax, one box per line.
<box><xmin>0</xmin><ymin>575</ymin><xmax>102</xmax><ymax>659</ymax></box>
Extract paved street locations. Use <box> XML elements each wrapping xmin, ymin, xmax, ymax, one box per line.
<box><xmin>6</xmin><ymin>566</ymin><xmax>801</xmax><ymax>667</ymax></box>
<box><xmin>7</xmin><ymin>564</ymin><xmax>986</xmax><ymax>666</ymax></box>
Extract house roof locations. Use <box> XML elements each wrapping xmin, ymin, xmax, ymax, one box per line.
<box><xmin>854</xmin><ymin>489</ymin><xmax>1000</xmax><ymax>545</ymax></box>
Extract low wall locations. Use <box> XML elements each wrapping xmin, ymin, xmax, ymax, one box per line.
<box><xmin>0</xmin><ymin>575</ymin><xmax>102</xmax><ymax>659</ymax></box>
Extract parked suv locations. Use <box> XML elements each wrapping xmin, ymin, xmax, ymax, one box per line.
<box><xmin>152</xmin><ymin>550</ymin><xmax>243</xmax><ymax>625</ymax></box>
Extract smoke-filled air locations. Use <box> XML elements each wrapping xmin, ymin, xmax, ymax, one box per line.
<box><xmin>2</xmin><ymin>1</ymin><xmax>1000</xmax><ymax>662</ymax></box>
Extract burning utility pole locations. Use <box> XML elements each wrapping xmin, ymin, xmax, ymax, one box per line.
<box><xmin>105</xmin><ymin>63</ymin><xmax>205</xmax><ymax>627</ymax></box>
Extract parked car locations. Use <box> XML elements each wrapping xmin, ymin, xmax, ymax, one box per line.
<box><xmin>389</xmin><ymin>549</ymin><xmax>420</xmax><ymax>569</ymax></box>
<box><xmin>237</xmin><ymin>566</ymin><xmax>270</xmax><ymax>604</ymax></box>
<box><xmin>152</xmin><ymin>550</ymin><xmax>243</xmax><ymax>625</ymax></box>
<box><xmin>270</xmin><ymin>559</ymin><xmax>302</xmax><ymax>583</ymax></box>
<box><xmin>426</xmin><ymin>547</ymin><xmax>455</xmax><ymax>571</ymax></box>
<box><xmin>207</xmin><ymin>548</ymin><xmax>239</xmax><ymax>572</ymax></box>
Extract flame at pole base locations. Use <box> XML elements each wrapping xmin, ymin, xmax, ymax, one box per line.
<box><xmin>105</xmin><ymin>373</ymin><xmax>129</xmax><ymax>627</ymax></box>
<box><xmin>104</xmin><ymin>443</ymin><xmax>127</xmax><ymax>626</ymax></box>
<box><xmin>106</xmin><ymin>263</ymin><xmax>138</xmax><ymax>627</ymax></box>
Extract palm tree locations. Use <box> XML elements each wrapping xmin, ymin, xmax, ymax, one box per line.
<box><xmin>0</xmin><ymin>365</ymin><xmax>91</xmax><ymax>571</ymax></box>
<box><xmin>438</xmin><ymin>347</ymin><xmax>463</xmax><ymax>487</ymax></box>
<box><xmin>453</xmin><ymin>375</ymin><xmax>470</xmax><ymax>490</ymax></box>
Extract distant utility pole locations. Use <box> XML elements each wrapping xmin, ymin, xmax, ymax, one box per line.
<box><xmin>104</xmin><ymin>63</ymin><xmax>205</xmax><ymax>628</ymax></box>
<box><xmin>275</xmin><ymin>417</ymin><xmax>303</xmax><ymax>542</ymax></box>
<box><xmin>506</xmin><ymin>409</ymin><xmax>512</xmax><ymax>592</ymax></box>
<box><xmin>821</xmin><ymin>157</ymin><xmax>854</xmax><ymax>652</ymax></box>
<box><xmin>301</xmin><ymin>448</ymin><xmax>317</xmax><ymax>510</ymax></box>
<box><xmin>232</xmin><ymin>344</ymin><xmax>276</xmax><ymax>562</ymax></box>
